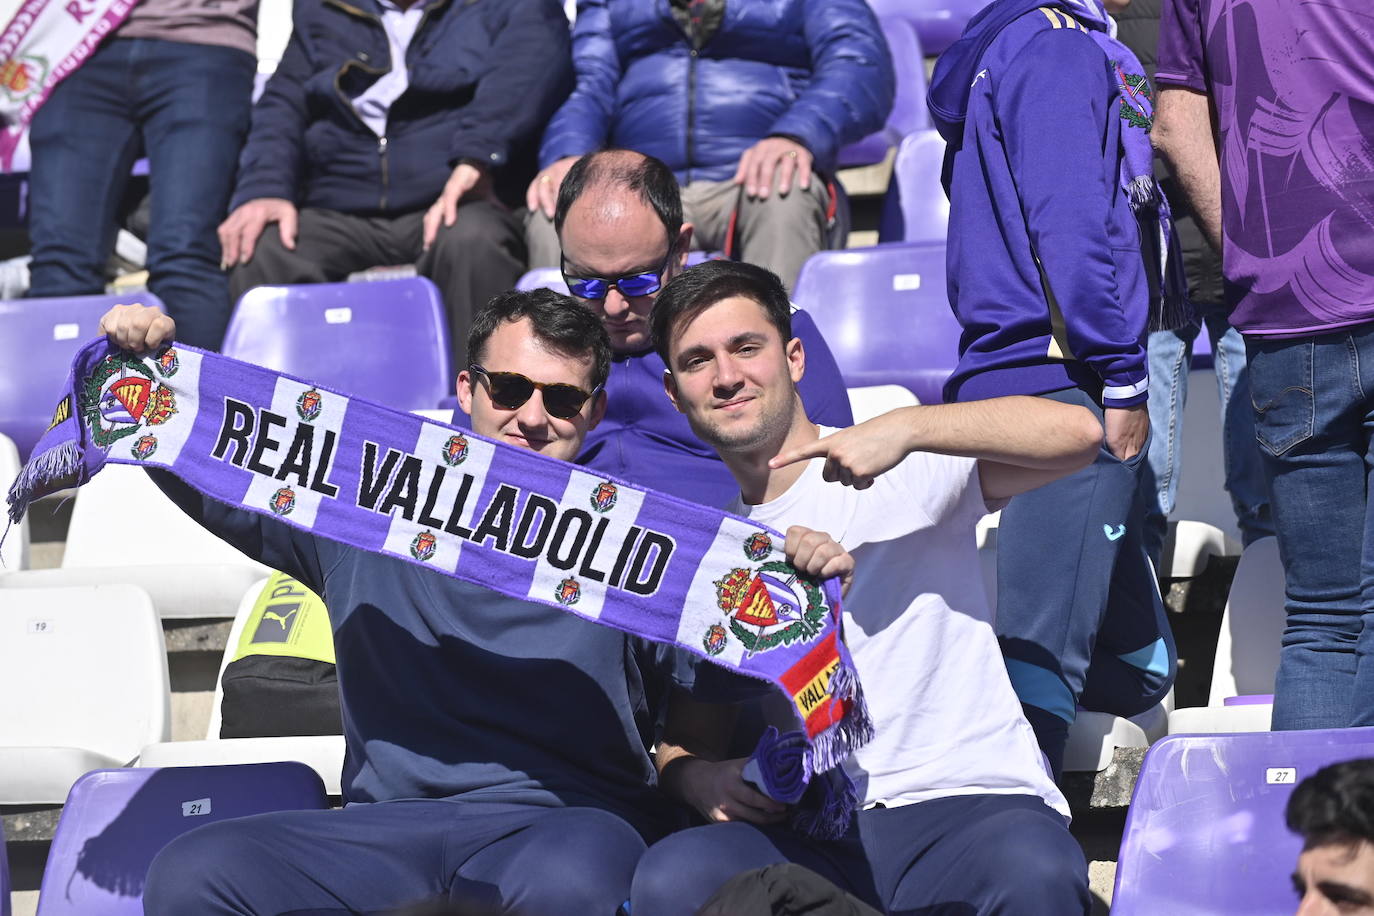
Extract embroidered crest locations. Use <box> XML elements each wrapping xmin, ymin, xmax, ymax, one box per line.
<box><xmin>80</xmin><ymin>352</ymin><xmax>178</xmax><ymax>449</ymax></box>
<box><xmin>442</xmin><ymin>434</ymin><xmax>469</xmax><ymax>467</ymax></box>
<box><xmin>410</xmin><ymin>530</ymin><xmax>437</xmax><ymax>562</ymax></box>
<box><xmin>296</xmin><ymin>388</ymin><xmax>323</xmax><ymax>422</ymax></box>
<box><xmin>155</xmin><ymin>347</ymin><xmax>179</xmax><ymax>377</ymax></box>
<box><xmin>555</xmin><ymin>576</ymin><xmax>582</xmax><ymax>606</ymax></box>
<box><xmin>1115</xmin><ymin>65</ymin><xmax>1153</xmax><ymax>129</ymax></box>
<box><xmin>269</xmin><ymin>486</ymin><xmax>296</xmax><ymax>517</ymax></box>
<box><xmin>743</xmin><ymin>532</ymin><xmax>773</xmax><ymax>562</ymax></box>
<box><xmin>703</xmin><ymin>623</ymin><xmax>728</xmax><ymax>656</ymax></box>
<box><xmin>590</xmin><ymin>481</ymin><xmax>618</xmax><ymax>513</ymax></box>
<box><xmin>0</xmin><ymin>56</ymin><xmax>46</xmax><ymax>102</ymax></box>
<box><xmin>713</xmin><ymin>562</ymin><xmax>827</xmax><ymax>654</ymax></box>
<box><xmin>130</xmin><ymin>434</ymin><xmax>158</xmax><ymax>461</ymax></box>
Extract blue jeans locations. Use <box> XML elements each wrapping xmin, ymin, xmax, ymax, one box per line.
<box><xmin>26</xmin><ymin>38</ymin><xmax>254</xmax><ymax>349</ymax></box>
<box><xmin>1142</xmin><ymin>303</ymin><xmax>1273</xmax><ymax>566</ymax></box>
<box><xmin>1248</xmin><ymin>323</ymin><xmax>1374</xmax><ymax>731</ymax></box>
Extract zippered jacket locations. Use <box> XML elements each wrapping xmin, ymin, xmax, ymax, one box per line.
<box><xmin>231</xmin><ymin>0</ymin><xmax>573</xmax><ymax>216</ymax></box>
<box><xmin>537</xmin><ymin>0</ymin><xmax>893</xmax><ymax>183</ymax></box>
<box><xmin>928</xmin><ymin>0</ymin><xmax>1149</xmax><ymax>407</ymax></box>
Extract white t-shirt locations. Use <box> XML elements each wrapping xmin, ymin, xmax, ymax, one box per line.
<box><xmin>728</xmin><ymin>430</ymin><xmax>1068</xmax><ymax>817</ymax></box>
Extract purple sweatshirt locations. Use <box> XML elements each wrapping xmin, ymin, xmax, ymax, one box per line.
<box><xmin>928</xmin><ymin>0</ymin><xmax>1150</xmax><ymax>408</ymax></box>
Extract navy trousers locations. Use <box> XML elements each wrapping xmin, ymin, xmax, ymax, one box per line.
<box><xmin>631</xmin><ymin>794</ymin><xmax>1090</xmax><ymax>916</ymax></box>
<box><xmin>996</xmin><ymin>388</ymin><xmax>1177</xmax><ymax>776</ymax></box>
<box><xmin>143</xmin><ymin>800</ymin><xmax>647</xmax><ymax>915</ymax></box>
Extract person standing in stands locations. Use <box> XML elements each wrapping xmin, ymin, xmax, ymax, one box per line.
<box><xmin>216</xmin><ymin>0</ymin><xmax>571</xmax><ymax>366</ymax></box>
<box><xmin>547</xmin><ymin>148</ymin><xmax>853</xmax><ymax>508</ymax></box>
<box><xmin>25</xmin><ymin>0</ymin><xmax>258</xmax><ymax>350</ymax></box>
<box><xmin>926</xmin><ymin>0</ymin><xmax>1176</xmax><ymax>776</ymax></box>
<box><xmin>98</xmin><ymin>292</ymin><xmax>852</xmax><ymax>914</ymax></box>
<box><xmin>1152</xmin><ymin>0</ymin><xmax>1374</xmax><ymax>732</ymax></box>
<box><xmin>1113</xmin><ymin>0</ymin><xmax>1271</xmax><ymax>568</ymax></box>
<box><xmin>523</xmin><ymin>0</ymin><xmax>894</xmax><ymax>291</ymax></box>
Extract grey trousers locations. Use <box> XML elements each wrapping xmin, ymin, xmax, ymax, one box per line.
<box><xmin>526</xmin><ymin>177</ymin><xmax>829</xmax><ymax>290</ymax></box>
<box><xmin>230</xmin><ymin>200</ymin><xmax>525</xmax><ymax>369</ymax></box>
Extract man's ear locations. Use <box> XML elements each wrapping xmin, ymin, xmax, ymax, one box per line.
<box><xmin>786</xmin><ymin>336</ymin><xmax>806</xmax><ymax>384</ymax></box>
<box><xmin>456</xmin><ymin>369</ymin><xmax>474</xmax><ymax>415</ymax></box>
<box><xmin>662</xmin><ymin>368</ymin><xmax>685</xmax><ymax>414</ymax></box>
<box><xmin>586</xmin><ymin>389</ymin><xmax>608</xmax><ymax>430</ymax></box>
<box><xmin>675</xmin><ymin>223</ymin><xmax>694</xmax><ymax>271</ymax></box>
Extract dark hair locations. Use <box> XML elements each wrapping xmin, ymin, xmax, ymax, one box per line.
<box><xmin>465</xmin><ymin>288</ymin><xmax>612</xmax><ymax>390</ymax></box>
<box><xmin>1286</xmin><ymin>758</ymin><xmax>1374</xmax><ymax>850</ymax></box>
<box><xmin>554</xmin><ymin>149</ymin><xmax>683</xmax><ymax>248</ymax></box>
<box><xmin>649</xmin><ymin>260</ymin><xmax>793</xmax><ymax>365</ymax></box>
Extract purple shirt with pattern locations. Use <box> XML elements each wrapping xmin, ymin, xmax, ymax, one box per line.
<box><xmin>1155</xmin><ymin>0</ymin><xmax>1374</xmax><ymax>336</ymax></box>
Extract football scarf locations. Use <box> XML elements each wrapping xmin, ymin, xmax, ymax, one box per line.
<box><xmin>6</xmin><ymin>339</ymin><xmax>873</xmax><ymax>837</ymax></box>
<box><xmin>0</xmin><ymin>0</ymin><xmax>138</xmax><ymax>171</ymax></box>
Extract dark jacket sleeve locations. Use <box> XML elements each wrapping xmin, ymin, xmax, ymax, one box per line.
<box><xmin>230</xmin><ymin>7</ymin><xmax>315</xmax><ymax>210</ymax></box>
<box><xmin>793</xmin><ymin>309</ymin><xmax>856</xmax><ymax>428</ymax></box>
<box><xmin>538</xmin><ymin>0</ymin><xmax>619</xmax><ymax>167</ymax></box>
<box><xmin>449</xmin><ymin>0</ymin><xmax>574</xmax><ymax>168</ymax></box>
<box><xmin>996</xmin><ymin>30</ymin><xmax>1148</xmax><ymax>406</ymax></box>
<box><xmin>148</xmin><ymin>469</ymin><xmax>329</xmax><ymax>595</ymax></box>
<box><xmin>768</xmin><ymin>0</ymin><xmax>895</xmax><ymax>173</ymax></box>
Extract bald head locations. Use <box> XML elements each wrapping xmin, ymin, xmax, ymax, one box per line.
<box><xmin>554</xmin><ymin>149</ymin><xmax>682</xmax><ymax>242</ymax></box>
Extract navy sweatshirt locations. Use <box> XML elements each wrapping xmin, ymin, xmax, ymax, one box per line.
<box><xmin>928</xmin><ymin>0</ymin><xmax>1150</xmax><ymax>408</ymax></box>
<box><xmin>153</xmin><ymin>471</ymin><xmax>703</xmax><ymax>841</ymax></box>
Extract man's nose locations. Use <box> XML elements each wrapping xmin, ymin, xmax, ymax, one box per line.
<box><xmin>602</xmin><ymin>286</ymin><xmax>631</xmax><ymax>319</ymax></box>
<box><xmin>714</xmin><ymin>353</ymin><xmax>744</xmax><ymax>390</ymax></box>
<box><xmin>515</xmin><ymin>387</ymin><xmax>554</xmax><ymax>430</ymax></box>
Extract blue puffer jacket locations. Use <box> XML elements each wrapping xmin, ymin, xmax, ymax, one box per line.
<box><xmin>539</xmin><ymin>0</ymin><xmax>894</xmax><ymax>183</ymax></box>
<box><xmin>233</xmin><ymin>0</ymin><xmax>573</xmax><ymax>216</ymax></box>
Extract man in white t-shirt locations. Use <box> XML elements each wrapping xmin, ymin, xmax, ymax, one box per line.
<box><xmin>630</xmin><ymin>260</ymin><xmax>1101</xmax><ymax>915</ymax></box>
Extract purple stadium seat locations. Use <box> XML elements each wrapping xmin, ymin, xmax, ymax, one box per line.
<box><xmin>878</xmin><ymin>130</ymin><xmax>949</xmax><ymax>244</ymax></box>
<box><xmin>867</xmin><ymin>0</ymin><xmax>988</xmax><ymax>56</ymax></box>
<box><xmin>0</xmin><ymin>292</ymin><xmax>166</xmax><ymax>460</ymax></box>
<box><xmin>1114</xmin><ymin>728</ymin><xmax>1374</xmax><ymax>915</ymax></box>
<box><xmin>837</xmin><ymin>18</ymin><xmax>930</xmax><ymax>169</ymax></box>
<box><xmin>36</xmin><ymin>763</ymin><xmax>328</xmax><ymax>916</ymax></box>
<box><xmin>222</xmin><ymin>277</ymin><xmax>451</xmax><ymax>411</ymax></box>
<box><xmin>791</xmin><ymin>242</ymin><xmax>962</xmax><ymax>403</ymax></box>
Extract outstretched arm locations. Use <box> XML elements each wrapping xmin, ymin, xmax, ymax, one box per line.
<box><xmin>771</xmin><ymin>397</ymin><xmax>1102</xmax><ymax>501</ymax></box>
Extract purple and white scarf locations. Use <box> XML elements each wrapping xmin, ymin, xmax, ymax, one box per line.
<box><xmin>7</xmin><ymin>339</ymin><xmax>874</xmax><ymax>837</ymax></box>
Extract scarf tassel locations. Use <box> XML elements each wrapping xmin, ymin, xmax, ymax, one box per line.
<box><xmin>6</xmin><ymin>439</ymin><xmax>81</xmax><ymax>525</ymax></box>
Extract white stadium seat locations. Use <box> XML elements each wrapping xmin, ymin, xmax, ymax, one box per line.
<box><xmin>0</xmin><ymin>464</ymin><xmax>270</xmax><ymax>618</ymax></box>
<box><xmin>845</xmin><ymin>385</ymin><xmax>920</xmax><ymax>423</ymax></box>
<box><xmin>0</xmin><ymin>431</ymin><xmax>30</xmax><ymax>572</ymax></box>
<box><xmin>0</xmin><ymin>585</ymin><xmax>169</xmax><ymax>804</ymax></box>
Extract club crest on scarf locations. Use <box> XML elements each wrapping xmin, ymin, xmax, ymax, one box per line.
<box><xmin>81</xmin><ymin>351</ymin><xmax>178</xmax><ymax>449</ymax></box>
<box><xmin>589</xmin><ymin>481</ymin><xmax>618</xmax><ymax>513</ymax></box>
<box><xmin>441</xmin><ymin>434</ymin><xmax>469</xmax><ymax>467</ymax></box>
<box><xmin>155</xmin><ymin>347</ymin><xmax>180</xmax><ymax>378</ymax></box>
<box><xmin>0</xmin><ymin>57</ymin><xmax>45</xmax><ymax>103</ymax></box>
<box><xmin>555</xmin><ymin>576</ymin><xmax>582</xmax><ymax>606</ymax></box>
<box><xmin>743</xmin><ymin>532</ymin><xmax>773</xmax><ymax>562</ymax></box>
<box><xmin>410</xmin><ymin>530</ymin><xmax>438</xmax><ymax>562</ymax></box>
<box><xmin>296</xmin><ymin>388</ymin><xmax>323</xmax><ymax>422</ymax></box>
<box><xmin>713</xmin><ymin>561</ymin><xmax>826</xmax><ymax>654</ymax></box>
<box><xmin>270</xmin><ymin>486</ymin><xmax>297</xmax><ymax>517</ymax></box>
<box><xmin>130</xmin><ymin>434</ymin><xmax>158</xmax><ymax>461</ymax></box>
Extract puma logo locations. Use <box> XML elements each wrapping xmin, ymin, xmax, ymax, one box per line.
<box><xmin>252</xmin><ymin>602</ymin><xmax>301</xmax><ymax>643</ymax></box>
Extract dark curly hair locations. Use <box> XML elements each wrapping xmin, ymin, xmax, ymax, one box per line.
<box><xmin>465</xmin><ymin>288</ymin><xmax>612</xmax><ymax>391</ymax></box>
<box><xmin>1286</xmin><ymin>758</ymin><xmax>1374</xmax><ymax>850</ymax></box>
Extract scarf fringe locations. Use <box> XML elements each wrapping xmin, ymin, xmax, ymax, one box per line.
<box><xmin>6</xmin><ymin>440</ymin><xmax>81</xmax><ymax>524</ymax></box>
<box><xmin>1126</xmin><ymin>174</ymin><xmax>1158</xmax><ymax>212</ymax></box>
<box><xmin>788</xmin><ymin>766</ymin><xmax>858</xmax><ymax>841</ymax></box>
<box><xmin>806</xmin><ymin>660</ymin><xmax>875</xmax><ymax>774</ymax></box>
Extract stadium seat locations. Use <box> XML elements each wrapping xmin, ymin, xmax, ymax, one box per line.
<box><xmin>0</xmin><ymin>464</ymin><xmax>271</xmax><ymax>619</ymax></box>
<box><xmin>35</xmin><ymin>763</ymin><xmax>328</xmax><ymax>916</ymax></box>
<box><xmin>222</xmin><ymin>277</ymin><xmax>451</xmax><ymax>411</ymax></box>
<box><xmin>792</xmin><ymin>242</ymin><xmax>962</xmax><ymax>403</ymax></box>
<box><xmin>137</xmin><ymin>578</ymin><xmax>347</xmax><ymax>795</ymax></box>
<box><xmin>866</xmin><ymin>0</ymin><xmax>988</xmax><ymax>56</ymax></box>
<box><xmin>0</xmin><ymin>585</ymin><xmax>169</xmax><ymax>804</ymax></box>
<box><xmin>877</xmin><ymin>130</ymin><xmax>949</xmax><ymax>244</ymax></box>
<box><xmin>1169</xmin><ymin>537</ymin><xmax>1283</xmax><ymax>735</ymax></box>
<box><xmin>0</xmin><ymin>292</ymin><xmax>166</xmax><ymax>460</ymax></box>
<box><xmin>0</xmin><ymin>432</ymin><xmax>30</xmax><ymax>572</ymax></box>
<box><xmin>836</xmin><ymin>18</ymin><xmax>930</xmax><ymax>169</ymax></box>
<box><xmin>1113</xmin><ymin>727</ymin><xmax>1374</xmax><ymax>914</ymax></box>
<box><xmin>846</xmin><ymin>385</ymin><xmax>920</xmax><ymax>422</ymax></box>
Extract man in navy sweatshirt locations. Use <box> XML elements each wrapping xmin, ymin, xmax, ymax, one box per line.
<box><xmin>555</xmin><ymin>149</ymin><xmax>854</xmax><ymax>509</ymax></box>
<box><xmin>98</xmin><ymin>292</ymin><xmax>845</xmax><ymax>914</ymax></box>
<box><xmin>927</xmin><ymin>0</ymin><xmax>1175</xmax><ymax>775</ymax></box>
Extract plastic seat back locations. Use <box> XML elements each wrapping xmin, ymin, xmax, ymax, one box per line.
<box><xmin>866</xmin><ymin>0</ymin><xmax>989</xmax><ymax>55</ymax></box>
<box><xmin>1114</xmin><ymin>728</ymin><xmax>1374</xmax><ymax>914</ymax></box>
<box><xmin>0</xmin><ymin>293</ymin><xmax>165</xmax><ymax>459</ymax></box>
<box><xmin>792</xmin><ymin>242</ymin><xmax>962</xmax><ymax>403</ymax></box>
<box><xmin>1209</xmin><ymin>537</ymin><xmax>1285</xmax><ymax>705</ymax></box>
<box><xmin>0</xmin><ymin>432</ymin><xmax>29</xmax><ymax>571</ymax></box>
<box><xmin>223</xmin><ymin>278</ymin><xmax>451</xmax><ymax>411</ymax></box>
<box><xmin>837</xmin><ymin>18</ymin><xmax>930</xmax><ymax>168</ymax></box>
<box><xmin>36</xmin><ymin>763</ymin><xmax>328</xmax><ymax>916</ymax></box>
<box><xmin>878</xmin><ymin>130</ymin><xmax>949</xmax><ymax>244</ymax></box>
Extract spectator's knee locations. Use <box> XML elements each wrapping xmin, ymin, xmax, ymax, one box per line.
<box><xmin>431</xmin><ymin>204</ymin><xmax>512</xmax><ymax>253</ymax></box>
<box><xmin>976</xmin><ymin>809</ymin><xmax>1089</xmax><ymax>909</ymax></box>
<box><xmin>516</xmin><ymin>810</ymin><xmax>645</xmax><ymax>912</ymax></box>
<box><xmin>143</xmin><ymin>819</ymin><xmax>258</xmax><ymax>914</ymax></box>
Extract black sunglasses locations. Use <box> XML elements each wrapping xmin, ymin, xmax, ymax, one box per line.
<box><xmin>561</xmin><ymin>247</ymin><xmax>675</xmax><ymax>301</ymax></box>
<box><xmin>469</xmin><ymin>365</ymin><xmax>602</xmax><ymax>420</ymax></box>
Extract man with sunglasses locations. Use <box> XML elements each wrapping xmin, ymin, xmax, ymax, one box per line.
<box><xmin>551</xmin><ymin>149</ymin><xmax>854</xmax><ymax>509</ymax></box>
<box><xmin>99</xmin><ymin>292</ymin><xmax>850</xmax><ymax>914</ymax></box>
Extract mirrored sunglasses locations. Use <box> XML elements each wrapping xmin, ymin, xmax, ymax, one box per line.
<box><xmin>469</xmin><ymin>365</ymin><xmax>601</xmax><ymax>420</ymax></box>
